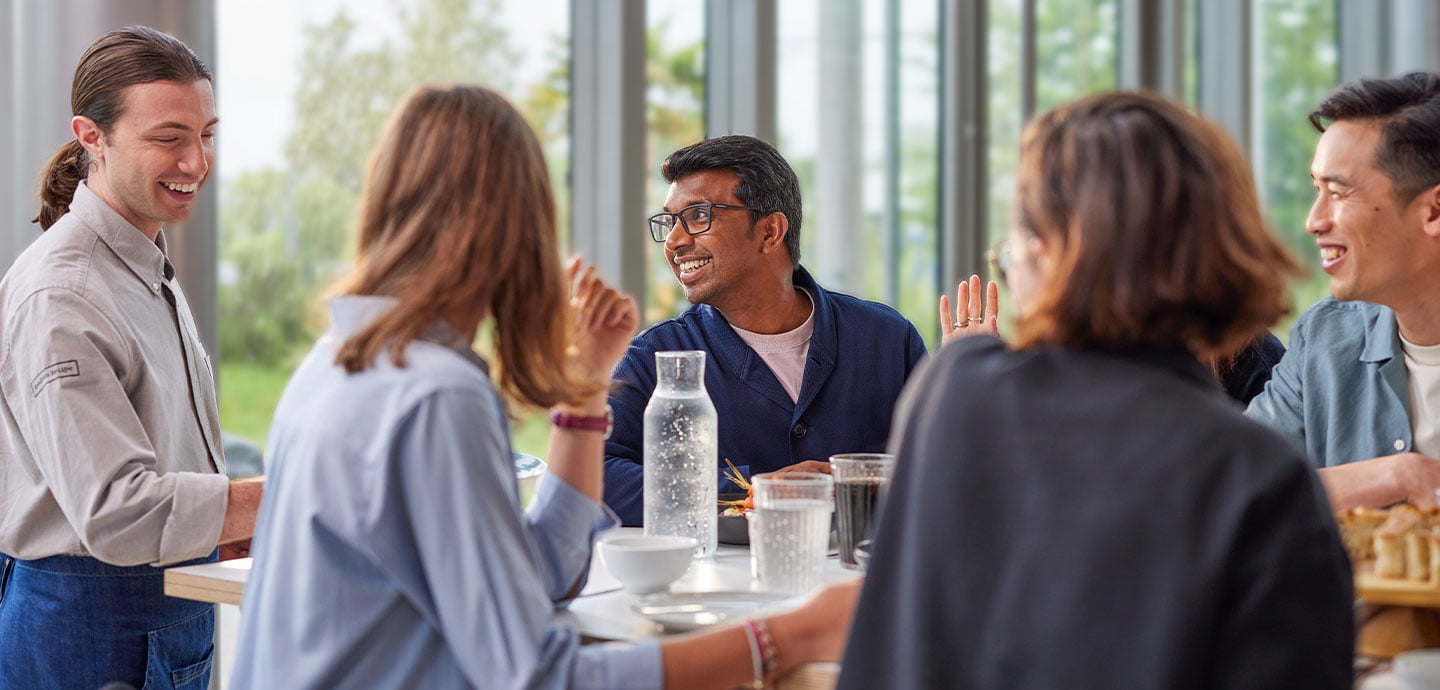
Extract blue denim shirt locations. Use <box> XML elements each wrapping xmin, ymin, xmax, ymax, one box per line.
<box><xmin>1245</xmin><ymin>297</ymin><xmax>1412</xmax><ymax>467</ymax></box>
<box><xmin>603</xmin><ymin>267</ymin><xmax>928</xmax><ymax>525</ymax></box>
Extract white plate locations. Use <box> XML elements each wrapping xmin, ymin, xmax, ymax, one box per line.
<box><xmin>630</xmin><ymin>591</ymin><xmax>797</xmax><ymax>632</ymax></box>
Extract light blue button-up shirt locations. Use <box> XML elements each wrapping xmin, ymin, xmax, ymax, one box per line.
<box><xmin>1246</xmin><ymin>297</ymin><xmax>1412</xmax><ymax>466</ymax></box>
<box><xmin>231</xmin><ymin>297</ymin><xmax>661</xmax><ymax>689</ymax></box>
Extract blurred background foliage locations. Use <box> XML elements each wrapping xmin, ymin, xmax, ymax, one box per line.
<box><xmin>218</xmin><ymin>0</ymin><xmax>1341</xmax><ymax>458</ymax></box>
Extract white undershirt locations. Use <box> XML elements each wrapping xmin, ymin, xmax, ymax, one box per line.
<box><xmin>1401</xmin><ymin>334</ymin><xmax>1440</xmax><ymax>458</ymax></box>
<box><xmin>730</xmin><ymin>290</ymin><xmax>815</xmax><ymax>404</ymax></box>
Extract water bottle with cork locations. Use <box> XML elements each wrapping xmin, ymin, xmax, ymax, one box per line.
<box><xmin>643</xmin><ymin>350</ymin><xmax>718</xmax><ymax>558</ymax></box>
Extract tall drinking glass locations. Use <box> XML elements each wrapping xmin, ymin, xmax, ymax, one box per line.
<box><xmin>749</xmin><ymin>472</ymin><xmax>832</xmax><ymax>595</ymax></box>
<box><xmin>831</xmin><ymin>453</ymin><xmax>895</xmax><ymax>570</ymax></box>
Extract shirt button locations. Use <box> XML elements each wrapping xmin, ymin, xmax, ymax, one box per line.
<box><xmin>791</xmin><ymin>422</ymin><xmax>808</xmax><ymax>439</ymax></box>
<box><xmin>1396</xmin><ymin>439</ymin><xmax>1406</xmax><ymax>451</ymax></box>
<box><xmin>151</xmin><ymin>282</ymin><xmax>162</xmax><ymax>293</ymax></box>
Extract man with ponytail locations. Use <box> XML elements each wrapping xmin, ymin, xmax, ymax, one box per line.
<box><xmin>0</xmin><ymin>26</ymin><xmax>261</xmax><ymax>688</ymax></box>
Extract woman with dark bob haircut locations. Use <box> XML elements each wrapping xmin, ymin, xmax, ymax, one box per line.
<box><xmin>838</xmin><ymin>92</ymin><xmax>1353</xmax><ymax>690</ymax></box>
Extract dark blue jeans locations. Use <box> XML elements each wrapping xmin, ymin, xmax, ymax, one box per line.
<box><xmin>0</xmin><ymin>550</ymin><xmax>218</xmax><ymax>690</ymax></box>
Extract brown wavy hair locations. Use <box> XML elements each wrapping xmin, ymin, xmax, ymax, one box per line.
<box><xmin>332</xmin><ymin>85</ymin><xmax>594</xmax><ymax>409</ymax></box>
<box><xmin>34</xmin><ymin>26</ymin><xmax>210</xmax><ymax>230</ymax></box>
<box><xmin>1011</xmin><ymin>91</ymin><xmax>1301</xmax><ymax>359</ymax></box>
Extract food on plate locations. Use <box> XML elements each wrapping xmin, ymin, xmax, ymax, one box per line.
<box><xmin>1430</xmin><ymin>531</ymin><xmax>1440</xmax><ymax>586</ymax></box>
<box><xmin>1336</xmin><ymin>506</ymin><xmax>1388</xmax><ymax>561</ymax></box>
<box><xmin>718</xmin><ymin>459</ymin><xmax>754</xmax><ymax>516</ymax></box>
<box><xmin>1376</xmin><ymin>527</ymin><xmax>1406</xmax><ymax>578</ymax></box>
<box><xmin>1337</xmin><ymin>504</ymin><xmax>1440</xmax><ymax>585</ymax></box>
<box><xmin>1409</xmin><ymin>529</ymin><xmax>1432</xmax><ymax>582</ymax></box>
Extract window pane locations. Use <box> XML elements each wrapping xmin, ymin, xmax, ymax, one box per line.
<box><xmin>1034</xmin><ymin>0</ymin><xmax>1118</xmax><ymax>112</ymax></box>
<box><xmin>988</xmin><ymin>0</ymin><xmax>1117</xmax><ymax>247</ymax></box>
<box><xmin>1254</xmin><ymin>0</ymin><xmax>1338</xmax><ymax>318</ymax></box>
<box><xmin>986</xmin><ymin>0</ymin><xmax>1116</xmax><ymax>332</ymax></box>
<box><xmin>776</xmin><ymin>0</ymin><xmax>941</xmax><ymax>344</ymax></box>
<box><xmin>215</xmin><ymin>0</ymin><xmax>571</xmax><ymax>451</ymax></box>
<box><xmin>644</xmin><ymin>0</ymin><xmax>706</xmax><ymax>323</ymax></box>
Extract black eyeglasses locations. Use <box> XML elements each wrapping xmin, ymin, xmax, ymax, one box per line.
<box><xmin>648</xmin><ymin>203</ymin><xmax>760</xmax><ymax>242</ymax></box>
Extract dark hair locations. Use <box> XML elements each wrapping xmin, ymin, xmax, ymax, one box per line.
<box><xmin>1014</xmin><ymin>91</ymin><xmax>1301</xmax><ymax>359</ymax></box>
<box><xmin>1309</xmin><ymin>72</ymin><xmax>1440</xmax><ymax>202</ymax></box>
<box><xmin>661</xmin><ymin>135</ymin><xmax>803</xmax><ymax>266</ymax></box>
<box><xmin>34</xmin><ymin>26</ymin><xmax>211</xmax><ymax>230</ymax></box>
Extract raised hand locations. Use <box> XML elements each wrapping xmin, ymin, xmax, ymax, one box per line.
<box><xmin>939</xmin><ymin>274</ymin><xmax>999</xmax><ymax>346</ymax></box>
<box><xmin>566</xmin><ymin>257</ymin><xmax>639</xmax><ymax>386</ymax></box>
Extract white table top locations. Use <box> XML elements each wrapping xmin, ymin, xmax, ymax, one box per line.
<box><xmin>561</xmin><ymin>527</ymin><xmax>860</xmax><ymax>642</ymax></box>
<box><xmin>164</xmin><ymin>557</ymin><xmax>250</xmax><ymax>606</ymax></box>
<box><xmin>164</xmin><ymin>527</ymin><xmax>850</xmax><ymax>689</ymax></box>
<box><xmin>164</xmin><ymin>527</ymin><xmax>860</xmax><ymax>642</ymax></box>
<box><xmin>1358</xmin><ymin>670</ymin><xmax>1405</xmax><ymax>690</ymax></box>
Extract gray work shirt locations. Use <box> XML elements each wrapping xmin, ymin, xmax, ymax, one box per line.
<box><xmin>0</xmin><ymin>182</ymin><xmax>228</xmax><ymax>566</ymax></box>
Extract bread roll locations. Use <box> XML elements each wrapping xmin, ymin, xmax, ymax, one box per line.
<box><xmin>1376</xmin><ymin>528</ymin><xmax>1407</xmax><ymax>578</ymax></box>
<box><xmin>1336</xmin><ymin>507</ymin><xmax>1390</xmax><ymax>562</ymax></box>
<box><xmin>1408</xmin><ymin>528</ymin><xmax>1431</xmax><ymax>582</ymax></box>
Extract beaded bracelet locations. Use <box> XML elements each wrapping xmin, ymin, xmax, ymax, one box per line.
<box><xmin>742</xmin><ymin>619</ymin><xmax>766</xmax><ymax>689</ymax></box>
<box><xmin>746</xmin><ymin>617</ymin><xmax>780</xmax><ymax>682</ymax></box>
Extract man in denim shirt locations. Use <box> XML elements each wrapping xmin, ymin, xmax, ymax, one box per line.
<box><xmin>1248</xmin><ymin>73</ymin><xmax>1440</xmax><ymax>510</ymax></box>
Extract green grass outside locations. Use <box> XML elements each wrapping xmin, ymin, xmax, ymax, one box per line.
<box><xmin>217</xmin><ymin>359</ymin><xmax>295</xmax><ymax>449</ymax></box>
<box><xmin>218</xmin><ymin>356</ymin><xmax>554</xmax><ymax>459</ymax></box>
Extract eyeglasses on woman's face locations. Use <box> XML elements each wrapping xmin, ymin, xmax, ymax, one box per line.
<box><xmin>986</xmin><ymin>240</ymin><xmax>1015</xmax><ymax>286</ymax></box>
<box><xmin>647</xmin><ymin>202</ymin><xmax>759</xmax><ymax>243</ymax></box>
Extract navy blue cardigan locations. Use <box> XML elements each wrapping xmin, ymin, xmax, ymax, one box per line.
<box><xmin>602</xmin><ymin>267</ymin><xmax>927</xmax><ymax>525</ymax></box>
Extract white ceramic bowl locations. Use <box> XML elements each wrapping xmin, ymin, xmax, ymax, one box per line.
<box><xmin>596</xmin><ymin>534</ymin><xmax>697</xmax><ymax>595</ymax></box>
<box><xmin>1396</xmin><ymin>649</ymin><xmax>1440</xmax><ymax>690</ymax></box>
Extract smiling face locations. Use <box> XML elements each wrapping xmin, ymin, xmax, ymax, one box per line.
<box><xmin>661</xmin><ymin>169</ymin><xmax>772</xmax><ymax>308</ymax></box>
<box><xmin>75</xmin><ymin>79</ymin><xmax>216</xmax><ymax>239</ymax></box>
<box><xmin>1308</xmin><ymin>119</ymin><xmax>1437</xmax><ymax>305</ymax></box>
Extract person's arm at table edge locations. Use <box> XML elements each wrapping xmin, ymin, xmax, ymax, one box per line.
<box><xmin>218</xmin><ymin>476</ymin><xmax>264</xmax><ymax>546</ymax></box>
<box><xmin>660</xmin><ymin>577</ymin><xmax>860</xmax><ymax>690</ymax></box>
<box><xmin>1317</xmin><ymin>452</ymin><xmax>1440</xmax><ymax>511</ymax></box>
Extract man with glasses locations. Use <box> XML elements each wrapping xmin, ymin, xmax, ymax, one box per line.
<box><xmin>601</xmin><ymin>135</ymin><xmax>927</xmax><ymax>525</ymax></box>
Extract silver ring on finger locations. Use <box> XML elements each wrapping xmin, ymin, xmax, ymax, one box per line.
<box><xmin>953</xmin><ymin>319</ymin><xmax>968</xmax><ymax>329</ymax></box>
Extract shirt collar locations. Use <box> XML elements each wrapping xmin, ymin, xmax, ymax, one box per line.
<box><xmin>1360</xmin><ymin>304</ymin><xmax>1401</xmax><ymax>364</ymax></box>
<box><xmin>69</xmin><ymin>181</ymin><xmax>172</xmax><ymax>286</ymax></box>
<box><xmin>326</xmin><ymin>296</ymin><xmax>488</xmax><ymax>372</ymax></box>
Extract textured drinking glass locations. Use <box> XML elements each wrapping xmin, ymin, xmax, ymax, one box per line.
<box><xmin>643</xmin><ymin>351</ymin><xmax>719</xmax><ymax>558</ymax></box>
<box><xmin>830</xmin><ymin>453</ymin><xmax>895</xmax><ymax>570</ymax></box>
<box><xmin>749</xmin><ymin>472</ymin><xmax>833</xmax><ymax>595</ymax></box>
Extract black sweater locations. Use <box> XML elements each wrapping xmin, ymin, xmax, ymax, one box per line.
<box><xmin>838</xmin><ymin>336</ymin><xmax>1353</xmax><ymax>690</ymax></box>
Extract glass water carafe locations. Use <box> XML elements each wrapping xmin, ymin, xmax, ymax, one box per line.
<box><xmin>643</xmin><ymin>350</ymin><xmax>718</xmax><ymax>558</ymax></box>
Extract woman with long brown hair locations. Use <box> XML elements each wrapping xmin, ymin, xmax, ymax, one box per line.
<box><xmin>839</xmin><ymin>92</ymin><xmax>1353</xmax><ymax>689</ymax></box>
<box><xmin>231</xmin><ymin>85</ymin><xmax>856</xmax><ymax>689</ymax></box>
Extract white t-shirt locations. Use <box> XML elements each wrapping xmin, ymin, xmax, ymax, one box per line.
<box><xmin>730</xmin><ymin>290</ymin><xmax>815</xmax><ymax>404</ymax></box>
<box><xmin>1401</xmin><ymin>334</ymin><xmax>1440</xmax><ymax>458</ymax></box>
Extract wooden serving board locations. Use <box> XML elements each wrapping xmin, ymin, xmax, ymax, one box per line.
<box><xmin>1354</xmin><ymin>560</ymin><xmax>1440</xmax><ymax>608</ymax></box>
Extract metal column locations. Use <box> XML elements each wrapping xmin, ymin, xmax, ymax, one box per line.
<box><xmin>938</xmin><ymin>0</ymin><xmax>988</xmax><ymax>292</ymax></box>
<box><xmin>571</xmin><ymin>0</ymin><xmax>648</xmax><ymax>300</ymax></box>
<box><xmin>705</xmin><ymin>0</ymin><xmax>777</xmax><ymax>141</ymax></box>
